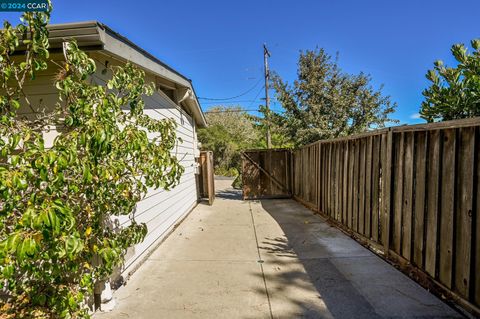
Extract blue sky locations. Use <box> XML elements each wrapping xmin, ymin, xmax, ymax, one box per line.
<box><xmin>2</xmin><ymin>0</ymin><xmax>479</xmax><ymax>124</ymax></box>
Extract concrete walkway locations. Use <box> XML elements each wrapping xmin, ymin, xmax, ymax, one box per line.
<box><xmin>96</xmin><ymin>179</ymin><xmax>462</xmax><ymax>319</ymax></box>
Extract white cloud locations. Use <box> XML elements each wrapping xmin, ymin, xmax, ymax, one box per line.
<box><xmin>410</xmin><ymin>113</ymin><xmax>421</xmax><ymax>120</ymax></box>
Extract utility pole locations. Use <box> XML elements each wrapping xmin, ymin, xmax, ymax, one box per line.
<box><xmin>263</xmin><ymin>43</ymin><xmax>272</xmax><ymax>149</ymax></box>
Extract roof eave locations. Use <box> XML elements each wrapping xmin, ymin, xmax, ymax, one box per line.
<box><xmin>46</xmin><ymin>21</ymin><xmax>207</xmax><ymax>128</ymax></box>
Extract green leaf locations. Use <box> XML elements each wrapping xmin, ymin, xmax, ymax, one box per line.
<box><xmin>65</xmin><ymin>235</ymin><xmax>83</xmax><ymax>258</ymax></box>
<box><xmin>6</xmin><ymin>233</ymin><xmax>21</xmax><ymax>253</ymax></box>
<box><xmin>83</xmin><ymin>165</ymin><xmax>92</xmax><ymax>183</ymax></box>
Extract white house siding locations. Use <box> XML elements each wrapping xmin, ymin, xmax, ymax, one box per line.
<box><xmin>120</xmin><ymin>90</ymin><xmax>199</xmax><ymax>276</ymax></box>
<box><xmin>16</xmin><ymin>52</ymin><xmax>200</xmax><ymax>277</ymax></box>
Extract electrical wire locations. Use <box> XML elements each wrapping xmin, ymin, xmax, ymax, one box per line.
<box><xmin>198</xmin><ymin>77</ymin><xmax>262</xmax><ymax>101</ymax></box>
<box><xmin>248</xmin><ymin>85</ymin><xmax>266</xmax><ymax>108</ymax></box>
<box><xmin>201</xmin><ymin>100</ymin><xmax>259</xmax><ymax>105</ymax></box>
<box><xmin>204</xmin><ymin>109</ymin><xmax>260</xmax><ymax>114</ymax></box>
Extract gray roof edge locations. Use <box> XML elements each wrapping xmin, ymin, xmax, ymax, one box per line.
<box><xmin>47</xmin><ymin>21</ymin><xmax>206</xmax><ymax>127</ymax></box>
<box><xmin>48</xmin><ymin>20</ymin><xmax>99</xmax><ymax>30</ymax></box>
<box><xmin>95</xmin><ymin>22</ymin><xmax>207</xmax><ymax>127</ymax></box>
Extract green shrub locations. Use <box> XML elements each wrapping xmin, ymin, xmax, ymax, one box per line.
<box><xmin>0</xmin><ymin>5</ymin><xmax>183</xmax><ymax>318</ymax></box>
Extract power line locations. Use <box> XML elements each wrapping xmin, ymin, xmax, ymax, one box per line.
<box><xmin>201</xmin><ymin>100</ymin><xmax>260</xmax><ymax>105</ymax></box>
<box><xmin>204</xmin><ymin>109</ymin><xmax>260</xmax><ymax>114</ymax></box>
<box><xmin>200</xmin><ymin>85</ymin><xmax>265</xmax><ymax>113</ymax></box>
<box><xmin>198</xmin><ymin>77</ymin><xmax>262</xmax><ymax>101</ymax></box>
<box><xmin>248</xmin><ymin>85</ymin><xmax>266</xmax><ymax>108</ymax></box>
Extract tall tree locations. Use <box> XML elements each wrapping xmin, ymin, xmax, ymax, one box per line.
<box><xmin>272</xmin><ymin>48</ymin><xmax>397</xmax><ymax>146</ymax></box>
<box><xmin>249</xmin><ymin>105</ymin><xmax>294</xmax><ymax>149</ymax></box>
<box><xmin>420</xmin><ymin>39</ymin><xmax>480</xmax><ymax>122</ymax></box>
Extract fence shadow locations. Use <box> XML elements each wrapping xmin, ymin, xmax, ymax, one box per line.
<box><xmin>215</xmin><ymin>188</ymin><xmax>243</xmax><ymax>200</ymax></box>
<box><xmin>256</xmin><ymin>199</ymin><xmax>382</xmax><ymax>319</ymax></box>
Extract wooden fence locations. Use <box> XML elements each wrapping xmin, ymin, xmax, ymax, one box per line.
<box><xmin>198</xmin><ymin>151</ymin><xmax>215</xmax><ymax>205</ymax></box>
<box><xmin>242</xmin><ymin>149</ymin><xmax>292</xmax><ymax>199</ymax></box>
<box><xmin>291</xmin><ymin>117</ymin><xmax>480</xmax><ymax>316</ymax></box>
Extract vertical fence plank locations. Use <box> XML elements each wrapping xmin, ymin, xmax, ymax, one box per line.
<box><xmin>317</xmin><ymin>144</ymin><xmax>321</xmax><ymax>211</ymax></box>
<box><xmin>425</xmin><ymin>130</ymin><xmax>440</xmax><ymax>277</ymax></box>
<box><xmin>308</xmin><ymin>147</ymin><xmax>314</xmax><ymax>204</ymax></box>
<box><xmin>439</xmin><ymin>129</ymin><xmax>456</xmax><ymax>289</ymax></box>
<box><xmin>402</xmin><ymin>132</ymin><xmax>414</xmax><ymax>260</ymax></box>
<box><xmin>454</xmin><ymin>127</ymin><xmax>475</xmax><ymax>298</ymax></box>
<box><xmin>320</xmin><ymin>145</ymin><xmax>325</xmax><ymax>212</ymax></box>
<box><xmin>330</xmin><ymin>144</ymin><xmax>335</xmax><ymax>218</ymax></box>
<box><xmin>365</xmin><ymin>136</ymin><xmax>373</xmax><ymax>239</ymax></box>
<box><xmin>336</xmin><ymin>143</ymin><xmax>341</xmax><ymax>221</ymax></box>
<box><xmin>353</xmin><ymin>140</ymin><xmax>360</xmax><ymax>232</ymax></box>
<box><xmin>393</xmin><ymin>132</ymin><xmax>405</xmax><ymax>254</ymax></box>
<box><xmin>348</xmin><ymin>140</ymin><xmax>354</xmax><ymax>229</ymax></box>
<box><xmin>413</xmin><ymin>131</ymin><xmax>427</xmax><ymax>268</ymax></box>
<box><xmin>324</xmin><ymin>144</ymin><xmax>328</xmax><ymax>213</ymax></box>
<box><xmin>322</xmin><ymin>144</ymin><xmax>328</xmax><ymax>214</ymax></box>
<box><xmin>331</xmin><ymin>144</ymin><xmax>336</xmax><ymax>218</ymax></box>
<box><xmin>330</xmin><ymin>144</ymin><xmax>334</xmax><ymax>216</ymax></box>
<box><xmin>343</xmin><ymin>142</ymin><xmax>349</xmax><ymax>226</ymax></box>
<box><xmin>314</xmin><ymin>144</ymin><xmax>318</xmax><ymax>207</ymax></box>
<box><xmin>359</xmin><ymin>139</ymin><xmax>366</xmax><ymax>235</ymax></box>
<box><xmin>475</xmin><ymin>127</ymin><xmax>480</xmax><ymax>307</ymax></box>
<box><xmin>332</xmin><ymin>143</ymin><xmax>337</xmax><ymax>218</ymax></box>
<box><xmin>372</xmin><ymin>135</ymin><xmax>381</xmax><ymax>242</ymax></box>
<box><xmin>382</xmin><ymin>131</ymin><xmax>393</xmax><ymax>253</ymax></box>
<box><xmin>338</xmin><ymin>143</ymin><xmax>343</xmax><ymax>221</ymax></box>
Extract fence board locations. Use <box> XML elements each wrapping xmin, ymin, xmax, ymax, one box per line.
<box><xmin>348</xmin><ymin>141</ymin><xmax>354</xmax><ymax>229</ymax></box>
<box><xmin>330</xmin><ymin>144</ymin><xmax>335</xmax><ymax>218</ymax></box>
<box><xmin>402</xmin><ymin>132</ymin><xmax>414</xmax><ymax>260</ymax></box>
<box><xmin>353</xmin><ymin>140</ymin><xmax>360</xmax><ymax>232</ymax></box>
<box><xmin>425</xmin><ymin>130</ymin><xmax>440</xmax><ymax>277</ymax></box>
<box><xmin>392</xmin><ymin>132</ymin><xmax>405</xmax><ymax>253</ymax></box>
<box><xmin>335</xmin><ymin>143</ymin><xmax>341</xmax><ymax>220</ymax></box>
<box><xmin>413</xmin><ymin>131</ymin><xmax>427</xmax><ymax>268</ymax></box>
<box><xmin>439</xmin><ymin>129</ymin><xmax>456</xmax><ymax>289</ymax></box>
<box><xmin>371</xmin><ymin>135</ymin><xmax>381</xmax><ymax>242</ymax></box>
<box><xmin>343</xmin><ymin>142</ymin><xmax>349</xmax><ymax>225</ymax></box>
<box><xmin>365</xmin><ymin>136</ymin><xmax>373</xmax><ymax>238</ymax></box>
<box><xmin>454</xmin><ymin>127</ymin><xmax>475</xmax><ymax>298</ymax></box>
<box><xmin>319</xmin><ymin>145</ymin><xmax>324</xmax><ymax>212</ymax></box>
<box><xmin>381</xmin><ymin>131</ymin><xmax>392</xmax><ymax>250</ymax></box>
<box><xmin>199</xmin><ymin>151</ymin><xmax>215</xmax><ymax>205</ymax></box>
<box><xmin>359</xmin><ymin>139</ymin><xmax>366</xmax><ymax>235</ymax></box>
<box><xmin>475</xmin><ymin>127</ymin><xmax>480</xmax><ymax>307</ymax></box>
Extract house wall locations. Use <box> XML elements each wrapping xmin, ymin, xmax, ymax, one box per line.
<box><xmin>16</xmin><ymin>51</ymin><xmax>200</xmax><ymax>278</ymax></box>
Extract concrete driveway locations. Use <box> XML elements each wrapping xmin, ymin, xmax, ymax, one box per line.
<box><xmin>95</xmin><ymin>178</ymin><xmax>462</xmax><ymax>319</ymax></box>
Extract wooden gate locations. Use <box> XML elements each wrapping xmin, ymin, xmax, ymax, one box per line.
<box><xmin>242</xmin><ymin>149</ymin><xmax>292</xmax><ymax>199</ymax></box>
<box><xmin>198</xmin><ymin>151</ymin><xmax>215</xmax><ymax>205</ymax></box>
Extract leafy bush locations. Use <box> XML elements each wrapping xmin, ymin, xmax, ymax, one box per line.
<box><xmin>420</xmin><ymin>39</ymin><xmax>480</xmax><ymax>122</ymax></box>
<box><xmin>0</xmin><ymin>6</ymin><xmax>183</xmax><ymax>318</ymax></box>
<box><xmin>214</xmin><ymin>166</ymin><xmax>238</xmax><ymax>177</ymax></box>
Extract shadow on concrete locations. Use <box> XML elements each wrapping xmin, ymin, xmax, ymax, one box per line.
<box><xmin>256</xmin><ymin>199</ymin><xmax>382</xmax><ymax>319</ymax></box>
<box><xmin>215</xmin><ymin>188</ymin><xmax>243</xmax><ymax>200</ymax></box>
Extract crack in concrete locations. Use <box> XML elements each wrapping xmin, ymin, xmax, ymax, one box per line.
<box><xmin>249</xmin><ymin>201</ymin><xmax>274</xmax><ymax>319</ymax></box>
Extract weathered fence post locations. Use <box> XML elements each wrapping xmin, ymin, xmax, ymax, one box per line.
<box><xmin>381</xmin><ymin>129</ymin><xmax>393</xmax><ymax>257</ymax></box>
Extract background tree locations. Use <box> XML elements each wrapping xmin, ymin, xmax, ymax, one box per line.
<box><xmin>198</xmin><ymin>106</ymin><xmax>260</xmax><ymax>176</ymax></box>
<box><xmin>272</xmin><ymin>48</ymin><xmax>397</xmax><ymax>146</ymax></box>
<box><xmin>249</xmin><ymin>105</ymin><xmax>294</xmax><ymax>149</ymax></box>
<box><xmin>420</xmin><ymin>39</ymin><xmax>480</xmax><ymax>122</ymax></box>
